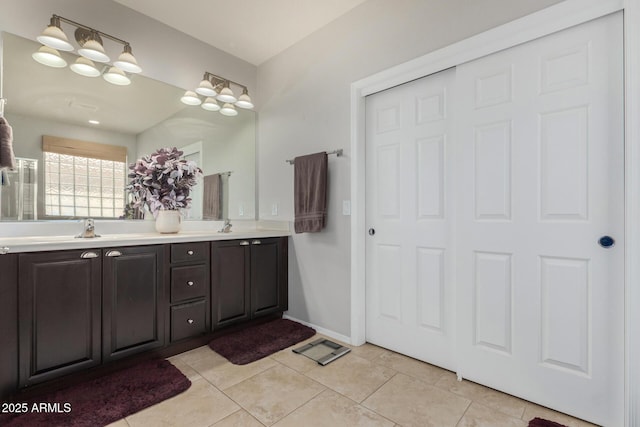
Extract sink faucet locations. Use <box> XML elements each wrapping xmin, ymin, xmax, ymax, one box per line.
<box><xmin>218</xmin><ymin>219</ymin><xmax>232</xmax><ymax>233</ymax></box>
<box><xmin>76</xmin><ymin>218</ymin><xmax>100</xmax><ymax>238</ymax></box>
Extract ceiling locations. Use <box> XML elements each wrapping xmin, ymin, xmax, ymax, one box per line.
<box><xmin>112</xmin><ymin>0</ymin><xmax>368</xmax><ymax>66</ymax></box>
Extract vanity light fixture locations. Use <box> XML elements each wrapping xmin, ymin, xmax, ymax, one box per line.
<box><xmin>70</xmin><ymin>57</ymin><xmax>101</xmax><ymax>77</ymax></box>
<box><xmin>201</xmin><ymin>97</ymin><xmax>221</xmax><ymax>111</ymax></box>
<box><xmin>180</xmin><ymin>91</ymin><xmax>202</xmax><ymax>106</ymax></box>
<box><xmin>32</xmin><ymin>45</ymin><xmax>67</xmax><ymax>68</ymax></box>
<box><xmin>34</xmin><ymin>14</ymin><xmax>142</xmax><ymax>86</ymax></box>
<box><xmin>235</xmin><ymin>88</ymin><xmax>255</xmax><ymax>109</ymax></box>
<box><xmin>220</xmin><ymin>103</ymin><xmax>238</xmax><ymax>117</ymax></box>
<box><xmin>103</xmin><ymin>66</ymin><xmax>131</xmax><ymax>85</ymax></box>
<box><xmin>181</xmin><ymin>71</ymin><xmax>254</xmax><ymax>115</ymax></box>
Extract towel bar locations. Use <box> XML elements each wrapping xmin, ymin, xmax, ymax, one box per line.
<box><xmin>285</xmin><ymin>149</ymin><xmax>342</xmax><ymax>165</ymax></box>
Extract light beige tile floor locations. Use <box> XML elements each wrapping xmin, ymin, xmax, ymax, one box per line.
<box><xmin>107</xmin><ymin>335</ymin><xmax>599</xmax><ymax>427</ymax></box>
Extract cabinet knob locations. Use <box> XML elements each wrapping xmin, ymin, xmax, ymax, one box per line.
<box><xmin>252</xmin><ymin>240</ymin><xmax>261</xmax><ymax>245</ymax></box>
<box><xmin>240</xmin><ymin>241</ymin><xmax>250</xmax><ymax>246</ymax></box>
<box><xmin>187</xmin><ymin>281</ymin><xmax>194</xmax><ymax>286</ymax></box>
<box><xmin>187</xmin><ymin>319</ymin><xmax>194</xmax><ymax>324</ymax></box>
<box><xmin>187</xmin><ymin>250</ymin><xmax>194</xmax><ymax>255</ymax></box>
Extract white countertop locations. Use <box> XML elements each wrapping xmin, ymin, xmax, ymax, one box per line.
<box><xmin>0</xmin><ymin>220</ymin><xmax>291</xmax><ymax>253</ymax></box>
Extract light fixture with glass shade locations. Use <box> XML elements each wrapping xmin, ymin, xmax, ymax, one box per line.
<box><xmin>216</xmin><ymin>81</ymin><xmax>238</xmax><ymax>103</ymax></box>
<box><xmin>36</xmin><ymin>16</ymin><xmax>74</xmax><ymax>51</ymax></box>
<box><xmin>181</xmin><ymin>91</ymin><xmax>202</xmax><ymax>106</ymax></box>
<box><xmin>195</xmin><ymin>73</ymin><xmax>218</xmax><ymax>97</ymax></box>
<box><xmin>32</xmin><ymin>14</ymin><xmax>142</xmax><ymax>86</ymax></box>
<box><xmin>220</xmin><ymin>103</ymin><xmax>238</xmax><ymax>117</ymax></box>
<box><xmin>235</xmin><ymin>88</ymin><xmax>254</xmax><ymax>109</ymax></box>
<box><xmin>113</xmin><ymin>45</ymin><xmax>142</xmax><ymax>74</ymax></box>
<box><xmin>70</xmin><ymin>56</ymin><xmax>101</xmax><ymax>77</ymax></box>
<box><xmin>201</xmin><ymin>97</ymin><xmax>221</xmax><ymax>111</ymax></box>
<box><xmin>103</xmin><ymin>66</ymin><xmax>131</xmax><ymax>85</ymax></box>
<box><xmin>32</xmin><ymin>46</ymin><xmax>67</xmax><ymax>68</ymax></box>
<box><xmin>182</xmin><ymin>71</ymin><xmax>254</xmax><ymax>116</ymax></box>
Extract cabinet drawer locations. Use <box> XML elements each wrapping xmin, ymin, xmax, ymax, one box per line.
<box><xmin>171</xmin><ymin>300</ymin><xmax>207</xmax><ymax>342</ymax></box>
<box><xmin>171</xmin><ymin>242</ymin><xmax>209</xmax><ymax>264</ymax></box>
<box><xmin>171</xmin><ymin>265</ymin><xmax>207</xmax><ymax>303</ymax></box>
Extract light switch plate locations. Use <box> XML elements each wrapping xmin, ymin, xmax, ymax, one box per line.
<box><xmin>342</xmin><ymin>200</ymin><xmax>351</xmax><ymax>216</ymax></box>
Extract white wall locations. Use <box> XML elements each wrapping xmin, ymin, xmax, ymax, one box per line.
<box><xmin>257</xmin><ymin>0</ymin><xmax>564</xmax><ymax>337</ymax></box>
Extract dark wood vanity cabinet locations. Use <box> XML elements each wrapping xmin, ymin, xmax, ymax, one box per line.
<box><xmin>1</xmin><ymin>234</ymin><xmax>287</xmax><ymax>397</ymax></box>
<box><xmin>18</xmin><ymin>249</ymin><xmax>102</xmax><ymax>387</ymax></box>
<box><xmin>0</xmin><ymin>253</ymin><xmax>18</xmax><ymax>396</ymax></box>
<box><xmin>212</xmin><ymin>237</ymin><xmax>288</xmax><ymax>328</ymax></box>
<box><xmin>103</xmin><ymin>245</ymin><xmax>165</xmax><ymax>361</ymax></box>
<box><xmin>168</xmin><ymin>242</ymin><xmax>210</xmax><ymax>342</ymax></box>
<box><xmin>250</xmin><ymin>238</ymin><xmax>288</xmax><ymax>318</ymax></box>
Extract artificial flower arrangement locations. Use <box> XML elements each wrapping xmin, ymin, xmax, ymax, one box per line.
<box><xmin>126</xmin><ymin>147</ymin><xmax>202</xmax><ymax>217</ymax></box>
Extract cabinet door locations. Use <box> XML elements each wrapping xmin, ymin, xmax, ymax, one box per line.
<box><xmin>18</xmin><ymin>250</ymin><xmax>101</xmax><ymax>387</ymax></box>
<box><xmin>0</xmin><ymin>253</ymin><xmax>18</xmax><ymax>396</ymax></box>
<box><xmin>211</xmin><ymin>240</ymin><xmax>250</xmax><ymax>328</ymax></box>
<box><xmin>103</xmin><ymin>245</ymin><xmax>165</xmax><ymax>361</ymax></box>
<box><xmin>250</xmin><ymin>237</ymin><xmax>288</xmax><ymax>317</ymax></box>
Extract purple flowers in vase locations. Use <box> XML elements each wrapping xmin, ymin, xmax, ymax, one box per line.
<box><xmin>126</xmin><ymin>147</ymin><xmax>203</xmax><ymax>217</ymax></box>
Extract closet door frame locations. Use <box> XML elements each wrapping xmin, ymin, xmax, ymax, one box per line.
<box><xmin>350</xmin><ymin>0</ymin><xmax>640</xmax><ymax>426</ymax></box>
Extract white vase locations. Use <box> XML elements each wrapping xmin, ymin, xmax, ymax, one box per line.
<box><xmin>155</xmin><ymin>210</ymin><xmax>182</xmax><ymax>233</ymax></box>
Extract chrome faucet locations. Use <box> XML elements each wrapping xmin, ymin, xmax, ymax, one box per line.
<box><xmin>218</xmin><ymin>219</ymin><xmax>232</xmax><ymax>233</ymax></box>
<box><xmin>76</xmin><ymin>218</ymin><xmax>100</xmax><ymax>238</ymax></box>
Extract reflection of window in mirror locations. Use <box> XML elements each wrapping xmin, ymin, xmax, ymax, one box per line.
<box><xmin>181</xmin><ymin>142</ymin><xmax>203</xmax><ymax>220</ymax></box>
<box><xmin>42</xmin><ymin>135</ymin><xmax>127</xmax><ymax>218</ymax></box>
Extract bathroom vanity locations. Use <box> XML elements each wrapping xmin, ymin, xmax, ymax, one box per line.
<box><xmin>0</xmin><ymin>227</ymin><xmax>289</xmax><ymax>397</ymax></box>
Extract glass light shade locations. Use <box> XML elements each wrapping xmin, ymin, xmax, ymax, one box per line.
<box><xmin>113</xmin><ymin>51</ymin><xmax>142</xmax><ymax>74</ymax></box>
<box><xmin>70</xmin><ymin>57</ymin><xmax>101</xmax><ymax>77</ymax></box>
<box><xmin>220</xmin><ymin>103</ymin><xmax>238</xmax><ymax>116</ymax></box>
<box><xmin>201</xmin><ymin>97</ymin><xmax>221</xmax><ymax>111</ymax></box>
<box><xmin>195</xmin><ymin>79</ymin><xmax>217</xmax><ymax>97</ymax></box>
<box><xmin>32</xmin><ymin>46</ymin><xmax>67</xmax><ymax>68</ymax></box>
<box><xmin>37</xmin><ymin>25</ymin><xmax>74</xmax><ymax>51</ymax></box>
<box><xmin>235</xmin><ymin>91</ymin><xmax>254</xmax><ymax>109</ymax></box>
<box><xmin>217</xmin><ymin>85</ymin><xmax>237</xmax><ymax>103</ymax></box>
<box><xmin>103</xmin><ymin>67</ymin><xmax>131</xmax><ymax>85</ymax></box>
<box><xmin>78</xmin><ymin>39</ymin><xmax>110</xmax><ymax>63</ymax></box>
<box><xmin>181</xmin><ymin>90</ymin><xmax>202</xmax><ymax>106</ymax></box>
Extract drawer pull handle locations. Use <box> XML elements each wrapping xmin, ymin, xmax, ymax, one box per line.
<box><xmin>187</xmin><ymin>250</ymin><xmax>194</xmax><ymax>255</ymax></box>
<box><xmin>187</xmin><ymin>281</ymin><xmax>194</xmax><ymax>286</ymax></box>
<box><xmin>187</xmin><ymin>319</ymin><xmax>194</xmax><ymax>324</ymax></box>
<box><xmin>252</xmin><ymin>240</ymin><xmax>261</xmax><ymax>245</ymax></box>
<box><xmin>80</xmin><ymin>251</ymin><xmax>98</xmax><ymax>259</ymax></box>
<box><xmin>105</xmin><ymin>250</ymin><xmax>122</xmax><ymax>257</ymax></box>
<box><xmin>240</xmin><ymin>241</ymin><xmax>250</xmax><ymax>246</ymax></box>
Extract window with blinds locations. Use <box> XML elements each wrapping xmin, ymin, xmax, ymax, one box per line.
<box><xmin>42</xmin><ymin>136</ymin><xmax>128</xmax><ymax>218</ymax></box>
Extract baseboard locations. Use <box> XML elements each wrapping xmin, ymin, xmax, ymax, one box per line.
<box><xmin>282</xmin><ymin>315</ymin><xmax>352</xmax><ymax>345</ymax></box>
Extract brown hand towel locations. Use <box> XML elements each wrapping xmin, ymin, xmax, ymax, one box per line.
<box><xmin>203</xmin><ymin>173</ymin><xmax>222</xmax><ymax>220</ymax></box>
<box><xmin>0</xmin><ymin>117</ymin><xmax>16</xmax><ymax>170</ymax></box>
<box><xmin>294</xmin><ymin>152</ymin><xmax>327</xmax><ymax>233</ymax></box>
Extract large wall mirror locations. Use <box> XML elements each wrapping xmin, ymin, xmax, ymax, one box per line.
<box><xmin>0</xmin><ymin>32</ymin><xmax>256</xmax><ymax>222</ymax></box>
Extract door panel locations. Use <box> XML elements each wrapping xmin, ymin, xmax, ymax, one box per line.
<box><xmin>366</xmin><ymin>68</ymin><xmax>456</xmax><ymax>370</ymax></box>
<box><xmin>455</xmin><ymin>13</ymin><xmax>623</xmax><ymax>426</ymax></box>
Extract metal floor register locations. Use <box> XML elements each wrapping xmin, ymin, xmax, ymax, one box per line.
<box><xmin>292</xmin><ymin>338</ymin><xmax>351</xmax><ymax>365</ymax></box>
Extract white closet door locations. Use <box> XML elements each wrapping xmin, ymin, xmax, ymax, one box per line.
<box><xmin>455</xmin><ymin>12</ymin><xmax>623</xmax><ymax>426</ymax></box>
<box><xmin>365</xmin><ymin>69</ymin><xmax>456</xmax><ymax>370</ymax></box>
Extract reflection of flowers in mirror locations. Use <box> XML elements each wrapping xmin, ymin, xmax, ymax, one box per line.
<box><xmin>126</xmin><ymin>147</ymin><xmax>203</xmax><ymax>217</ymax></box>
